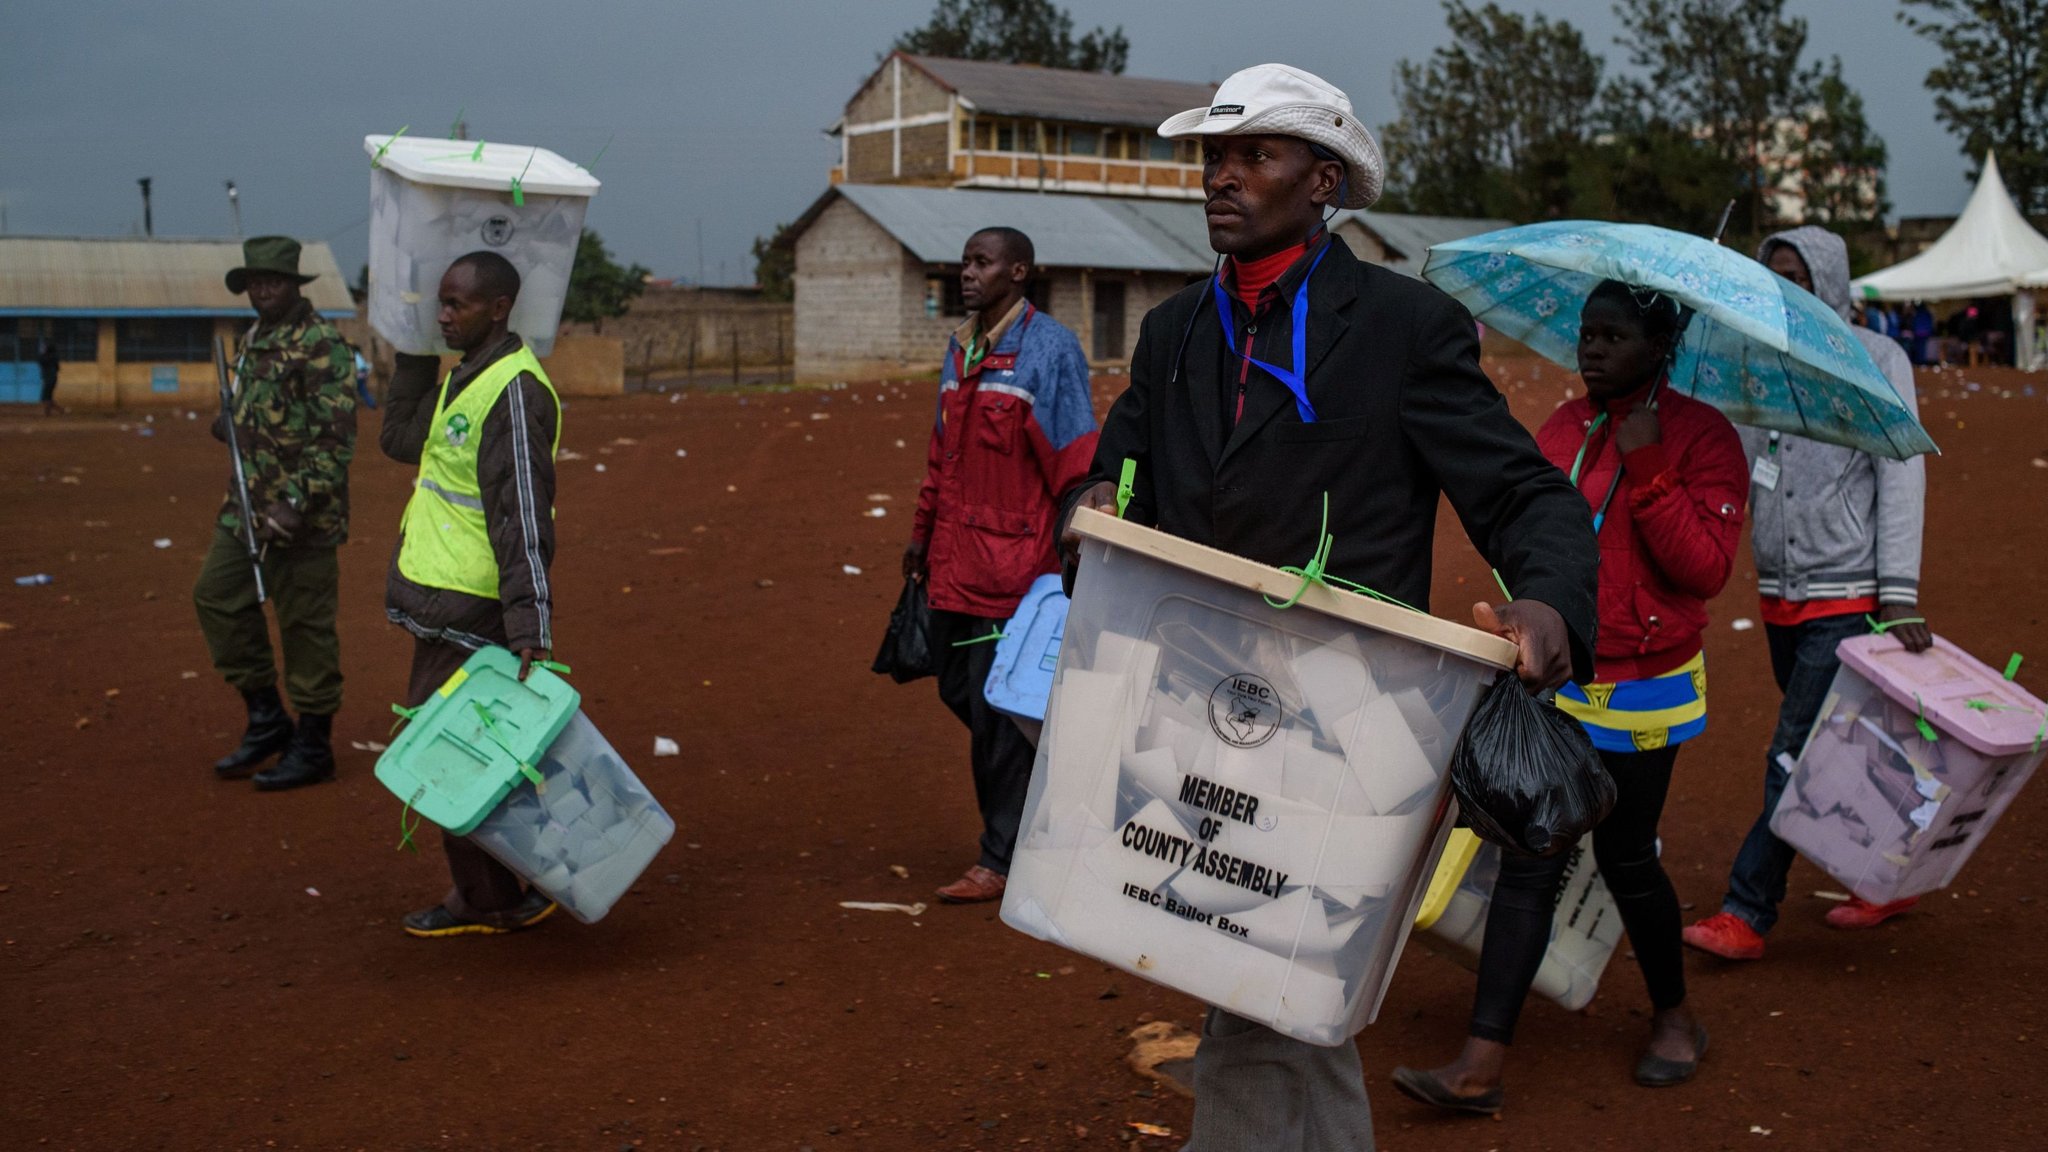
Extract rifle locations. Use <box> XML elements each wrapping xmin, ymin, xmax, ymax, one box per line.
<box><xmin>213</xmin><ymin>334</ymin><xmax>267</xmax><ymax>604</ymax></box>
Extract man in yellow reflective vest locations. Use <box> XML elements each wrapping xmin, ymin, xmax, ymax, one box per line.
<box><xmin>380</xmin><ymin>250</ymin><xmax>563</xmax><ymax>938</ymax></box>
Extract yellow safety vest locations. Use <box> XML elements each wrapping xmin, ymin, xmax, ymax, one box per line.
<box><xmin>396</xmin><ymin>345</ymin><xmax>560</xmax><ymax>598</ymax></box>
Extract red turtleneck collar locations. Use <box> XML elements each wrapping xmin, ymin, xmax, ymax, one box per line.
<box><xmin>1229</xmin><ymin>241</ymin><xmax>1308</xmax><ymax>310</ymax></box>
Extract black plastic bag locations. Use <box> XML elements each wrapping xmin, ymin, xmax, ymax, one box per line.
<box><xmin>871</xmin><ymin>578</ymin><xmax>935</xmax><ymax>684</ymax></box>
<box><xmin>1449</xmin><ymin>674</ymin><xmax>1616</xmax><ymax>857</ymax></box>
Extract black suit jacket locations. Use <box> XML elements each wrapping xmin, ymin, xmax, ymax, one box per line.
<box><xmin>1071</xmin><ymin>236</ymin><xmax>1599</xmax><ymax>681</ymax></box>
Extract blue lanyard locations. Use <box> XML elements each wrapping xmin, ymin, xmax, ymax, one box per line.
<box><xmin>1212</xmin><ymin>242</ymin><xmax>1331</xmax><ymax>424</ymax></box>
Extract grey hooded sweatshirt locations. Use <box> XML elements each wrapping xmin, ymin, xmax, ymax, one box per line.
<box><xmin>1748</xmin><ymin>226</ymin><xmax>1924</xmax><ymax>608</ymax></box>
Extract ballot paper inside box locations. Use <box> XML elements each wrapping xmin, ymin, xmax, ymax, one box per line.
<box><xmin>364</xmin><ymin>135</ymin><xmax>597</xmax><ymax>358</ymax></box>
<box><xmin>1417</xmin><ymin>830</ymin><xmax>1627</xmax><ymax>1012</ymax></box>
<box><xmin>1001</xmin><ymin>510</ymin><xmax>1515</xmax><ymax>1047</ymax></box>
<box><xmin>1773</xmin><ymin>634</ymin><xmax>2046</xmax><ymax>905</ymax></box>
<box><xmin>468</xmin><ymin>710</ymin><xmax>675</xmax><ymax>923</ymax></box>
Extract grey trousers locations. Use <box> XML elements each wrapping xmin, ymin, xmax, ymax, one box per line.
<box><xmin>1183</xmin><ymin>1009</ymin><xmax>1375</xmax><ymax>1152</ymax></box>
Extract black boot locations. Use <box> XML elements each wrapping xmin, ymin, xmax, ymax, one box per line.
<box><xmin>214</xmin><ymin>686</ymin><xmax>294</xmax><ymax>779</ymax></box>
<box><xmin>254</xmin><ymin>712</ymin><xmax>336</xmax><ymax>791</ymax></box>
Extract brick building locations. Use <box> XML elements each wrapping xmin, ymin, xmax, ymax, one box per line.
<box><xmin>793</xmin><ymin>57</ymin><xmax>1514</xmax><ymax>381</ymax></box>
<box><xmin>830</xmin><ymin>53</ymin><xmax>1215</xmax><ymax>201</ymax></box>
<box><xmin>790</xmin><ymin>183</ymin><xmax>1212</xmax><ymax>380</ymax></box>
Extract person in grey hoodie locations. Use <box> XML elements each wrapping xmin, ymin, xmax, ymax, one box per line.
<box><xmin>1683</xmin><ymin>226</ymin><xmax>1932</xmax><ymax>961</ymax></box>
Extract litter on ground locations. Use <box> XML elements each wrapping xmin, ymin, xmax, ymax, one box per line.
<box><xmin>653</xmin><ymin>737</ymin><xmax>680</xmax><ymax>757</ymax></box>
<box><xmin>839</xmin><ymin>901</ymin><xmax>928</xmax><ymax>916</ymax></box>
<box><xmin>1126</xmin><ymin>1021</ymin><xmax>1199</xmax><ymax>1098</ymax></box>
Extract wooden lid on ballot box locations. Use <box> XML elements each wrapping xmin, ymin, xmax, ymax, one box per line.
<box><xmin>1073</xmin><ymin>508</ymin><xmax>1518</xmax><ymax>671</ymax></box>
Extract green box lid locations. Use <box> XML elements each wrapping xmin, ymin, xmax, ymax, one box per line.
<box><xmin>374</xmin><ymin>647</ymin><xmax>581</xmax><ymax>835</ymax></box>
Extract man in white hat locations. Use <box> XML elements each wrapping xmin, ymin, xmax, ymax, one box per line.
<box><xmin>1057</xmin><ymin>64</ymin><xmax>1599</xmax><ymax>1151</ymax></box>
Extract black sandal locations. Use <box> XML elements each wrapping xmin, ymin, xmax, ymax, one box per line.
<box><xmin>1634</xmin><ymin>1024</ymin><xmax>1709</xmax><ymax>1087</ymax></box>
<box><xmin>1390</xmin><ymin>1065</ymin><xmax>1504</xmax><ymax>1116</ymax></box>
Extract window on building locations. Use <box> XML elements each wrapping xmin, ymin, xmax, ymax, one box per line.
<box><xmin>116</xmin><ymin>317</ymin><xmax>214</xmax><ymax>363</ymax></box>
<box><xmin>1016</xmin><ymin>122</ymin><xmax>1040</xmax><ymax>153</ymax></box>
<box><xmin>1067</xmin><ymin>128</ymin><xmax>1100</xmax><ymax>156</ymax></box>
<box><xmin>1149</xmin><ymin>135</ymin><xmax>1176</xmax><ymax>162</ymax></box>
<box><xmin>996</xmin><ymin>122</ymin><xmax>1015</xmax><ymax>152</ymax></box>
<box><xmin>1180</xmin><ymin>140</ymin><xmax>1200</xmax><ymax>164</ymax></box>
<box><xmin>11</xmin><ymin>318</ymin><xmax>98</xmax><ymax>361</ymax></box>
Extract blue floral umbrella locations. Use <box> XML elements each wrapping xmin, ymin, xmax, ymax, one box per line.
<box><xmin>1422</xmin><ymin>220</ymin><xmax>1937</xmax><ymax>459</ymax></box>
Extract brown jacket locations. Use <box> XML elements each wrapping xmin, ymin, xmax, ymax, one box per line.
<box><xmin>380</xmin><ymin>334</ymin><xmax>559</xmax><ymax>653</ymax></box>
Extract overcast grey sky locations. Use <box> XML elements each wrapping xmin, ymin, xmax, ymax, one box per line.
<box><xmin>0</xmin><ymin>1</ymin><xmax>1971</xmax><ymax>284</ymax></box>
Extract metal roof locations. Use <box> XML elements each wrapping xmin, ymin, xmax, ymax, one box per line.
<box><xmin>794</xmin><ymin>186</ymin><xmax>1519</xmax><ymax>281</ymax></box>
<box><xmin>906</xmin><ymin>55</ymin><xmax>1215</xmax><ymax>130</ymax></box>
<box><xmin>0</xmin><ymin>236</ymin><xmax>356</xmax><ymax>317</ymax></box>
<box><xmin>1332</xmin><ymin>210</ymin><xmax>1513</xmax><ymax>273</ymax></box>
<box><xmin>816</xmin><ymin>184</ymin><xmax>1216</xmax><ymax>273</ymax></box>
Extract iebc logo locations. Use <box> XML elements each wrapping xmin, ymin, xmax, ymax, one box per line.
<box><xmin>1207</xmin><ymin>673</ymin><xmax>1281</xmax><ymax>749</ymax></box>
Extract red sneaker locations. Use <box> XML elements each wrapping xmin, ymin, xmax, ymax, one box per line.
<box><xmin>1825</xmin><ymin>895</ymin><xmax>1918</xmax><ymax>929</ymax></box>
<box><xmin>1682</xmin><ymin>912</ymin><xmax>1765</xmax><ymax>960</ymax></box>
<box><xmin>936</xmin><ymin>864</ymin><xmax>1007</xmax><ymax>904</ymax></box>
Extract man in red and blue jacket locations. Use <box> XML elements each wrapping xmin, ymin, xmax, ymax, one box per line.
<box><xmin>903</xmin><ymin>226</ymin><xmax>1099</xmax><ymax>904</ymax></box>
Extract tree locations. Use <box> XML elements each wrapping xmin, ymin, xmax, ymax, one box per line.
<box><xmin>1610</xmin><ymin>0</ymin><xmax>1824</xmax><ymax>236</ymax></box>
<box><xmin>1380</xmin><ymin>2</ymin><xmax>1605</xmax><ymax>220</ymax></box>
<box><xmin>1901</xmin><ymin>0</ymin><xmax>2048</xmax><ymax>213</ymax></box>
<box><xmin>563</xmin><ymin>228</ymin><xmax>650</xmax><ymax>332</ymax></box>
<box><xmin>1798</xmin><ymin>59</ymin><xmax>1891</xmax><ymax>225</ymax></box>
<box><xmin>893</xmin><ymin>0</ymin><xmax>1128</xmax><ymax>73</ymax></box>
<box><xmin>751</xmin><ymin>222</ymin><xmax>795</xmax><ymax>302</ymax></box>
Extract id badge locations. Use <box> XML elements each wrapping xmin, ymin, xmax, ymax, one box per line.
<box><xmin>1751</xmin><ymin>455</ymin><xmax>1781</xmax><ymax>492</ymax></box>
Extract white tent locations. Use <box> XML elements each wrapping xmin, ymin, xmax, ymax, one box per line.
<box><xmin>1854</xmin><ymin>153</ymin><xmax>2048</xmax><ymax>299</ymax></box>
<box><xmin>1852</xmin><ymin>152</ymin><xmax>2048</xmax><ymax>369</ymax></box>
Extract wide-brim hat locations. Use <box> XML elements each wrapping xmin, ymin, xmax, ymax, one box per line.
<box><xmin>1158</xmin><ymin>63</ymin><xmax>1383</xmax><ymax>210</ymax></box>
<box><xmin>225</xmin><ymin>235</ymin><xmax>317</xmax><ymax>294</ymax></box>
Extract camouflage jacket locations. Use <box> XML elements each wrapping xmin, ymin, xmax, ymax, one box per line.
<box><xmin>215</xmin><ymin>298</ymin><xmax>358</xmax><ymax>546</ymax></box>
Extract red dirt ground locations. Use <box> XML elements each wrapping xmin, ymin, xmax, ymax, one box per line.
<box><xmin>2</xmin><ymin>361</ymin><xmax>2044</xmax><ymax>1152</ymax></box>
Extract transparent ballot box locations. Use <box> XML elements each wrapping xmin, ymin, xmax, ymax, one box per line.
<box><xmin>468</xmin><ymin>711</ymin><xmax>675</xmax><ymax>923</ymax></box>
<box><xmin>1416</xmin><ymin>829</ymin><xmax>1626</xmax><ymax>1011</ymax></box>
<box><xmin>1001</xmin><ymin>510</ymin><xmax>1515</xmax><ymax>1046</ymax></box>
<box><xmin>364</xmin><ymin>134</ymin><xmax>598</xmax><ymax>357</ymax></box>
<box><xmin>1773</xmin><ymin>635</ymin><xmax>2044</xmax><ymax>904</ymax></box>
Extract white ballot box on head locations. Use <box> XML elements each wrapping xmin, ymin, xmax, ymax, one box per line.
<box><xmin>1772</xmin><ymin>634</ymin><xmax>2045</xmax><ymax>905</ymax></box>
<box><xmin>1001</xmin><ymin>509</ymin><xmax>1515</xmax><ymax>1046</ymax></box>
<box><xmin>364</xmin><ymin>134</ymin><xmax>598</xmax><ymax>357</ymax></box>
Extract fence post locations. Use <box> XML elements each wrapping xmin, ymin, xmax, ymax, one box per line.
<box><xmin>730</xmin><ymin>327</ymin><xmax>739</xmax><ymax>385</ymax></box>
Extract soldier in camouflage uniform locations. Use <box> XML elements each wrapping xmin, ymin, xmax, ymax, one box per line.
<box><xmin>194</xmin><ymin>236</ymin><xmax>358</xmax><ymax>792</ymax></box>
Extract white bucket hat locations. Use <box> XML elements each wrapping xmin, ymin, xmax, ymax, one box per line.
<box><xmin>1158</xmin><ymin>63</ymin><xmax>1383</xmax><ymax>209</ymax></box>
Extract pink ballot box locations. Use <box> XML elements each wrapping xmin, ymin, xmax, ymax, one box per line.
<box><xmin>1000</xmin><ymin>510</ymin><xmax>1515</xmax><ymax>1046</ymax></box>
<box><xmin>1772</xmin><ymin>634</ymin><xmax>2045</xmax><ymax>904</ymax></box>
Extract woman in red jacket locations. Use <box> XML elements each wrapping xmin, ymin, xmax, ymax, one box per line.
<box><xmin>1393</xmin><ymin>279</ymin><xmax>1750</xmax><ymax>1112</ymax></box>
